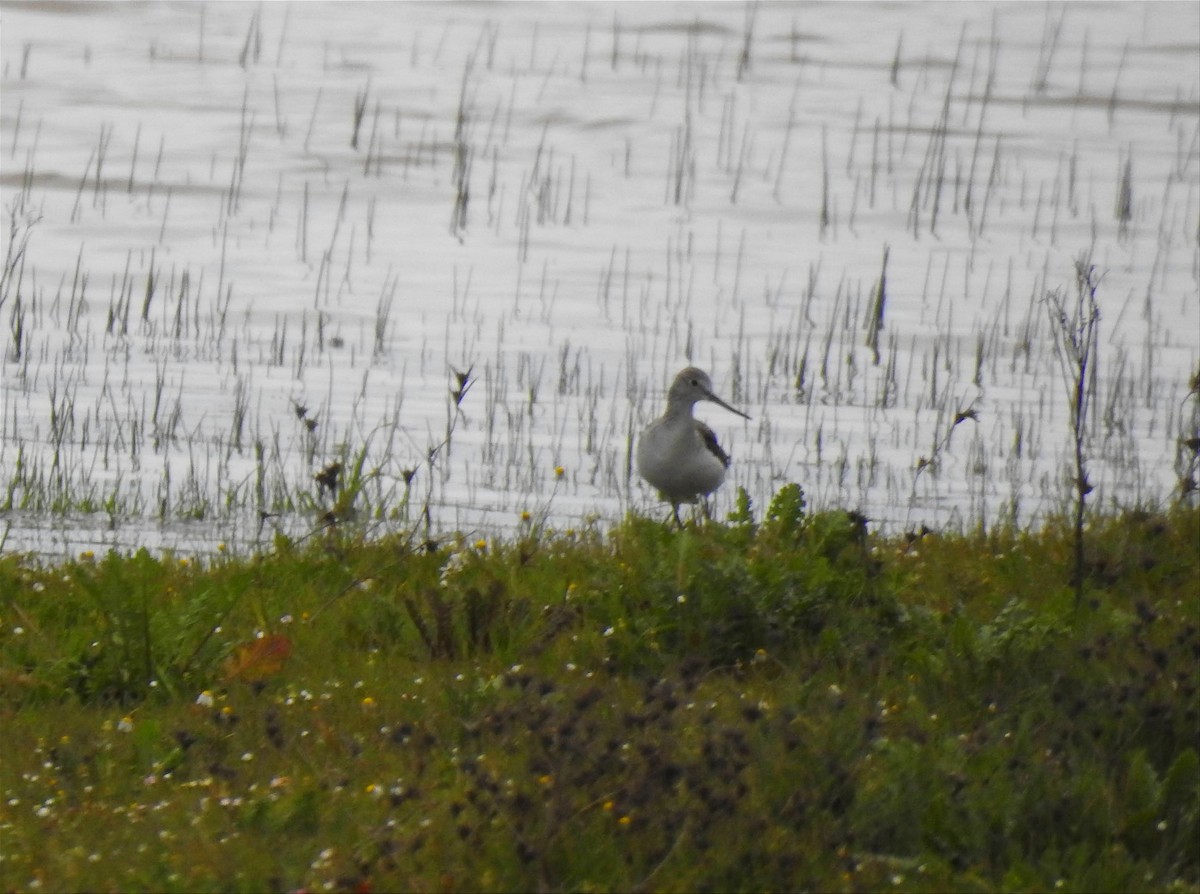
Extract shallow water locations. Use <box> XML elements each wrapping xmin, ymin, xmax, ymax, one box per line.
<box><xmin>1</xmin><ymin>1</ymin><xmax>1198</xmax><ymax>560</ymax></box>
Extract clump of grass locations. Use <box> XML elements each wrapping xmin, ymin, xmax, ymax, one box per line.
<box><xmin>1</xmin><ymin>493</ymin><xmax>1197</xmax><ymax>892</ymax></box>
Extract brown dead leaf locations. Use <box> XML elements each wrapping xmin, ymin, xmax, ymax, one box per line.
<box><xmin>223</xmin><ymin>633</ymin><xmax>293</xmax><ymax>682</ymax></box>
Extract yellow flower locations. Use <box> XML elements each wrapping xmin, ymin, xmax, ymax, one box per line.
<box><xmin>554</xmin><ymin>465</ymin><xmax>565</xmax><ymax>478</ymax></box>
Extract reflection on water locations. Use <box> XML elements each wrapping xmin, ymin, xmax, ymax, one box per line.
<box><xmin>1</xmin><ymin>1</ymin><xmax>1198</xmax><ymax>559</ymax></box>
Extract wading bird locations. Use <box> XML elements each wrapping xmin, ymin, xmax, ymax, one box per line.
<box><xmin>637</xmin><ymin>367</ymin><xmax>750</xmax><ymax>526</ymax></box>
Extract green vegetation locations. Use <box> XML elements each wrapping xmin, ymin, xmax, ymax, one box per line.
<box><xmin>2</xmin><ymin>490</ymin><xmax>1198</xmax><ymax>893</ymax></box>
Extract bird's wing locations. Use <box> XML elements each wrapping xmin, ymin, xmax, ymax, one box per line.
<box><xmin>696</xmin><ymin>421</ymin><xmax>731</xmax><ymax>468</ymax></box>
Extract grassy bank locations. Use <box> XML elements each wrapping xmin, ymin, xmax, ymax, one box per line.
<box><xmin>1</xmin><ymin>490</ymin><xmax>1198</xmax><ymax>893</ymax></box>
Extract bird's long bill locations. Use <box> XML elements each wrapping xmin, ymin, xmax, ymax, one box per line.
<box><xmin>703</xmin><ymin>387</ymin><xmax>751</xmax><ymax>420</ymax></box>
